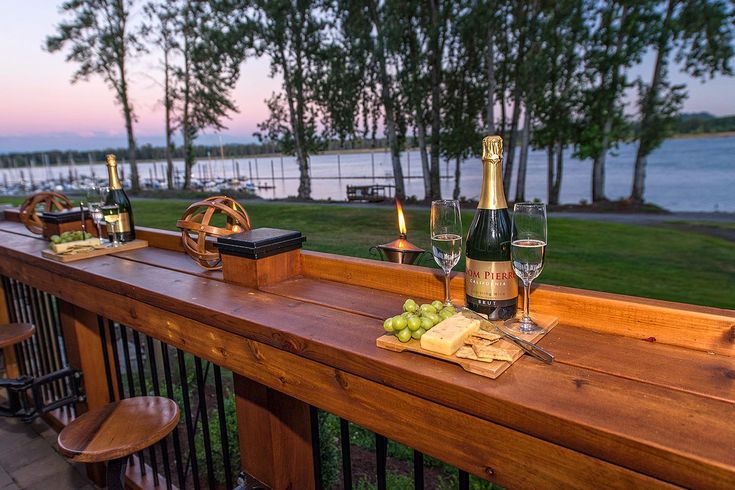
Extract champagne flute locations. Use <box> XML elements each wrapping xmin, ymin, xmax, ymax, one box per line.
<box><xmin>505</xmin><ymin>202</ymin><xmax>547</xmax><ymax>334</ymax></box>
<box><xmin>101</xmin><ymin>203</ymin><xmax>121</xmax><ymax>247</ymax></box>
<box><xmin>85</xmin><ymin>185</ymin><xmax>107</xmax><ymax>243</ymax></box>
<box><xmin>431</xmin><ymin>200</ymin><xmax>463</xmax><ymax>307</ymax></box>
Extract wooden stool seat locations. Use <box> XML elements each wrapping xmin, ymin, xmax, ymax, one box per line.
<box><xmin>58</xmin><ymin>396</ymin><xmax>179</xmax><ymax>463</ymax></box>
<box><xmin>0</xmin><ymin>323</ymin><xmax>35</xmax><ymax>349</ymax></box>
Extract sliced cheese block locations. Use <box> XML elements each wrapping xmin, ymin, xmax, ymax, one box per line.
<box><xmin>420</xmin><ymin>313</ymin><xmax>480</xmax><ymax>356</ymax></box>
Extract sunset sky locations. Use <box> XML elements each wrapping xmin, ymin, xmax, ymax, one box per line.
<box><xmin>1</xmin><ymin>1</ymin><xmax>734</xmax><ymax>153</ymax></box>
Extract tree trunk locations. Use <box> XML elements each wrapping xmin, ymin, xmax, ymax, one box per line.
<box><xmin>428</xmin><ymin>0</ymin><xmax>442</xmax><ymax>200</ymax></box>
<box><xmin>551</xmin><ymin>142</ymin><xmax>563</xmax><ymax>205</ymax></box>
<box><xmin>592</xmin><ymin>120</ymin><xmax>610</xmax><ymax>202</ymax></box>
<box><xmin>503</xmin><ymin>92</ymin><xmax>521</xmax><ymax>192</ymax></box>
<box><xmin>485</xmin><ymin>31</ymin><xmax>496</xmax><ymax>134</ymax></box>
<box><xmin>183</xmin><ymin>124</ymin><xmax>195</xmax><ymax>191</ymax></box>
<box><xmin>631</xmin><ymin>0</ymin><xmax>674</xmax><ymax>203</ymax></box>
<box><xmin>120</xmin><ymin>91</ymin><xmax>138</xmax><ymax>192</ymax></box>
<box><xmin>416</xmin><ymin>115</ymin><xmax>431</xmax><ymax>200</ymax></box>
<box><xmin>453</xmin><ymin>157</ymin><xmax>461</xmax><ymax>200</ymax></box>
<box><xmin>546</xmin><ymin>145</ymin><xmax>554</xmax><ymax>204</ymax></box>
<box><xmin>515</xmin><ymin>106</ymin><xmax>532</xmax><ymax>202</ymax></box>
<box><xmin>164</xmin><ymin>51</ymin><xmax>174</xmax><ymax>190</ymax></box>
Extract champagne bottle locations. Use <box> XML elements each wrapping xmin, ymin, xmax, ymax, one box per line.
<box><xmin>464</xmin><ymin>136</ymin><xmax>518</xmax><ymax>319</ymax></box>
<box><xmin>104</xmin><ymin>154</ymin><xmax>136</xmax><ymax>242</ymax></box>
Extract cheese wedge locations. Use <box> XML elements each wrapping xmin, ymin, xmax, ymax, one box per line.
<box><xmin>420</xmin><ymin>313</ymin><xmax>480</xmax><ymax>356</ymax></box>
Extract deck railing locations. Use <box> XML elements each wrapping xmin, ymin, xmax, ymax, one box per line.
<box><xmin>1</xmin><ymin>208</ymin><xmax>734</xmax><ymax>490</ymax></box>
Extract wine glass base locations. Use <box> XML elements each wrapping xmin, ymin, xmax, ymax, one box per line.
<box><xmin>504</xmin><ymin>317</ymin><xmax>546</xmax><ymax>335</ymax></box>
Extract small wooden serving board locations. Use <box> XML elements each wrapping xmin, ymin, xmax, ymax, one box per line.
<box><xmin>377</xmin><ymin>313</ymin><xmax>558</xmax><ymax>379</ymax></box>
<box><xmin>41</xmin><ymin>239</ymin><xmax>148</xmax><ymax>263</ymax></box>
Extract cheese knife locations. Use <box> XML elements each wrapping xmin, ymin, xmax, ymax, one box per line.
<box><xmin>460</xmin><ymin>307</ymin><xmax>554</xmax><ymax>364</ymax></box>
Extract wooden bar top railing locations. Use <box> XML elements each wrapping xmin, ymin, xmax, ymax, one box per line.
<box><xmin>0</xmin><ymin>208</ymin><xmax>734</xmax><ymax>490</ymax></box>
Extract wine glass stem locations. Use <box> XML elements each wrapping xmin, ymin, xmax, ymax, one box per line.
<box><xmin>444</xmin><ymin>270</ymin><xmax>451</xmax><ymax>306</ymax></box>
<box><xmin>522</xmin><ymin>280</ymin><xmax>532</xmax><ymax>323</ymax></box>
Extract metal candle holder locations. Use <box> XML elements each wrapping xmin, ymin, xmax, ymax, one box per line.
<box><xmin>370</xmin><ymin>198</ymin><xmax>425</xmax><ymax>264</ymax></box>
<box><xmin>371</xmin><ymin>234</ymin><xmax>426</xmax><ymax>264</ymax></box>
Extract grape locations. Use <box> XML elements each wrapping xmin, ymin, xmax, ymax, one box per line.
<box><xmin>411</xmin><ymin>328</ymin><xmax>426</xmax><ymax>340</ymax></box>
<box><xmin>401</xmin><ymin>312</ymin><xmax>411</xmax><ymax>319</ymax></box>
<box><xmin>393</xmin><ymin>316</ymin><xmax>408</xmax><ymax>330</ymax></box>
<box><xmin>396</xmin><ymin>327</ymin><xmax>412</xmax><ymax>343</ymax></box>
<box><xmin>383</xmin><ymin>318</ymin><xmax>395</xmax><ymax>332</ymax></box>
<box><xmin>420</xmin><ymin>304</ymin><xmax>437</xmax><ymax>314</ymax></box>
<box><xmin>50</xmin><ymin>235</ymin><xmax>61</xmax><ymax>244</ymax></box>
<box><xmin>431</xmin><ymin>300</ymin><xmax>444</xmax><ymax>311</ymax></box>
<box><xmin>407</xmin><ymin>316</ymin><xmax>421</xmax><ymax>332</ymax></box>
<box><xmin>403</xmin><ymin>299</ymin><xmax>418</xmax><ymax>313</ymax></box>
<box><xmin>424</xmin><ymin>312</ymin><xmax>441</xmax><ymax>325</ymax></box>
<box><xmin>439</xmin><ymin>309</ymin><xmax>455</xmax><ymax>321</ymax></box>
<box><xmin>420</xmin><ymin>317</ymin><xmax>434</xmax><ymax>331</ymax></box>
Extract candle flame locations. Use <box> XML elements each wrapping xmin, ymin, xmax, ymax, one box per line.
<box><xmin>395</xmin><ymin>198</ymin><xmax>407</xmax><ymax>236</ymax></box>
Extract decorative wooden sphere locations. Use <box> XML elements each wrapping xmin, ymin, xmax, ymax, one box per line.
<box><xmin>19</xmin><ymin>191</ymin><xmax>74</xmax><ymax>235</ymax></box>
<box><xmin>176</xmin><ymin>196</ymin><xmax>251</xmax><ymax>270</ymax></box>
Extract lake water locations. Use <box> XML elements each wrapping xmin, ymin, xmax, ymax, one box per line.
<box><xmin>2</xmin><ymin>135</ymin><xmax>734</xmax><ymax>212</ymax></box>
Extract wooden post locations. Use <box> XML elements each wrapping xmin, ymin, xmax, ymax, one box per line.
<box><xmin>0</xmin><ymin>278</ymin><xmax>20</xmax><ymax>378</ymax></box>
<box><xmin>234</xmin><ymin>374</ymin><xmax>316</xmax><ymax>490</ymax></box>
<box><xmin>220</xmin><ymin>229</ymin><xmax>315</xmax><ymax>488</ymax></box>
<box><xmin>58</xmin><ymin>300</ymin><xmax>118</xmax><ymax>487</ymax></box>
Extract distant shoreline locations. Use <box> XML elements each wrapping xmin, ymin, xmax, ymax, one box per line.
<box><xmin>669</xmin><ymin>130</ymin><xmax>735</xmax><ymax>140</ymax></box>
<box><xmin>1</xmin><ymin>130</ymin><xmax>733</xmax><ymax>163</ymax></box>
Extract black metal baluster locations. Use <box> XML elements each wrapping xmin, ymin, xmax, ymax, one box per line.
<box><xmin>213</xmin><ymin>364</ymin><xmax>233</xmax><ymax>489</ymax></box>
<box><xmin>97</xmin><ymin>316</ymin><xmax>115</xmax><ymax>403</ymax></box>
<box><xmin>146</xmin><ymin>336</ymin><xmax>173</xmax><ymax>490</ymax></box>
<box><xmin>132</xmin><ymin>330</ymin><xmax>156</xmax><ymax>483</ymax></box>
<box><xmin>310</xmin><ymin>406</ymin><xmax>323</xmax><ymax>489</ymax></box>
<box><xmin>458</xmin><ymin>470</ymin><xmax>470</xmax><ymax>490</ymax></box>
<box><xmin>177</xmin><ymin>349</ymin><xmax>201</xmax><ymax>490</ymax></box>
<box><xmin>162</xmin><ymin>344</ymin><xmax>186</xmax><ymax>489</ymax></box>
<box><xmin>119</xmin><ymin>326</ymin><xmax>145</xmax><ymax>473</ymax></box>
<box><xmin>340</xmin><ymin>418</ymin><xmax>352</xmax><ymax>489</ymax></box>
<box><xmin>2</xmin><ymin>278</ymin><xmax>27</xmax><ymax>376</ymax></box>
<box><xmin>46</xmin><ymin>293</ymin><xmax>73</xmax><ymax>417</ymax></box>
<box><xmin>27</xmin><ymin>287</ymin><xmax>54</xmax><ymax>401</ymax></box>
<box><xmin>413</xmin><ymin>450</ymin><xmax>424</xmax><ymax>490</ymax></box>
<box><xmin>107</xmin><ymin>321</ymin><xmax>124</xmax><ymax>400</ymax></box>
<box><xmin>8</xmin><ymin>280</ymin><xmax>30</xmax><ymax>376</ymax></box>
<box><xmin>376</xmin><ymin>434</ymin><xmax>388</xmax><ymax>490</ymax></box>
<box><xmin>21</xmin><ymin>285</ymin><xmax>43</xmax><ymax>379</ymax></box>
<box><xmin>194</xmin><ymin>358</ymin><xmax>215</xmax><ymax>489</ymax></box>
<box><xmin>13</xmin><ymin>281</ymin><xmax>38</xmax><ymax>377</ymax></box>
<box><xmin>39</xmin><ymin>290</ymin><xmax>64</xmax><ymax>398</ymax></box>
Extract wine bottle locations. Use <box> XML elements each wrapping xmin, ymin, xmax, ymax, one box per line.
<box><xmin>104</xmin><ymin>154</ymin><xmax>136</xmax><ymax>242</ymax></box>
<box><xmin>464</xmin><ymin>135</ymin><xmax>518</xmax><ymax>319</ymax></box>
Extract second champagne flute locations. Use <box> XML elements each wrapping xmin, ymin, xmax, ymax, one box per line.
<box><xmin>505</xmin><ymin>202</ymin><xmax>547</xmax><ymax>334</ymax></box>
<box><xmin>102</xmin><ymin>203</ymin><xmax>121</xmax><ymax>247</ymax></box>
<box><xmin>430</xmin><ymin>200</ymin><xmax>463</xmax><ymax>307</ymax></box>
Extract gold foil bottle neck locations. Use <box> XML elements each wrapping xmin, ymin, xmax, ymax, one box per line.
<box><xmin>478</xmin><ymin>135</ymin><xmax>507</xmax><ymax>210</ymax></box>
<box><xmin>482</xmin><ymin>136</ymin><xmax>503</xmax><ymax>162</ymax></box>
<box><xmin>106</xmin><ymin>154</ymin><xmax>122</xmax><ymax>189</ymax></box>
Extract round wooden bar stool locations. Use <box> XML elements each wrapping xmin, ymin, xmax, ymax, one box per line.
<box><xmin>0</xmin><ymin>323</ymin><xmax>35</xmax><ymax>350</ymax></box>
<box><xmin>58</xmin><ymin>396</ymin><xmax>179</xmax><ymax>490</ymax></box>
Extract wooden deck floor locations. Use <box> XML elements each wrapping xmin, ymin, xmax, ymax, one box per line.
<box><xmin>0</xmin><ymin>415</ymin><xmax>95</xmax><ymax>490</ymax></box>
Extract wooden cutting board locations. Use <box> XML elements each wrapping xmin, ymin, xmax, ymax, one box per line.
<box><xmin>41</xmin><ymin>239</ymin><xmax>148</xmax><ymax>263</ymax></box>
<box><xmin>377</xmin><ymin>313</ymin><xmax>558</xmax><ymax>378</ymax></box>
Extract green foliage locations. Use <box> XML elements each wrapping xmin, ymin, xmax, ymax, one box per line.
<box><xmin>193</xmin><ymin>389</ymin><xmax>241</xmax><ymax>485</ymax></box>
<box><xmin>317</xmin><ymin>411</ymin><xmax>341</xmax><ymax>488</ymax></box>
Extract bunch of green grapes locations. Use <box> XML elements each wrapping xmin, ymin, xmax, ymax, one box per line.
<box><xmin>49</xmin><ymin>231</ymin><xmax>93</xmax><ymax>244</ymax></box>
<box><xmin>383</xmin><ymin>299</ymin><xmax>457</xmax><ymax>343</ymax></box>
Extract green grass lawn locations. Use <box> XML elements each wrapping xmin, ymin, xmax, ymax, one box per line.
<box><xmin>4</xmin><ymin>197</ymin><xmax>733</xmax><ymax>309</ymax></box>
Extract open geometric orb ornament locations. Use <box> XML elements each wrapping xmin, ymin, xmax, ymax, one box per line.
<box><xmin>19</xmin><ymin>191</ymin><xmax>74</xmax><ymax>235</ymax></box>
<box><xmin>176</xmin><ymin>196</ymin><xmax>252</xmax><ymax>270</ymax></box>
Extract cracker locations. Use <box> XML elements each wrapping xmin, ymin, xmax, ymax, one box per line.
<box><xmin>472</xmin><ymin>330</ymin><xmax>502</xmax><ymax>342</ymax></box>
<box><xmin>465</xmin><ymin>336</ymin><xmax>500</xmax><ymax>347</ymax></box>
<box><xmin>456</xmin><ymin>346</ymin><xmax>495</xmax><ymax>363</ymax></box>
<box><xmin>473</xmin><ymin>345</ymin><xmax>514</xmax><ymax>362</ymax></box>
